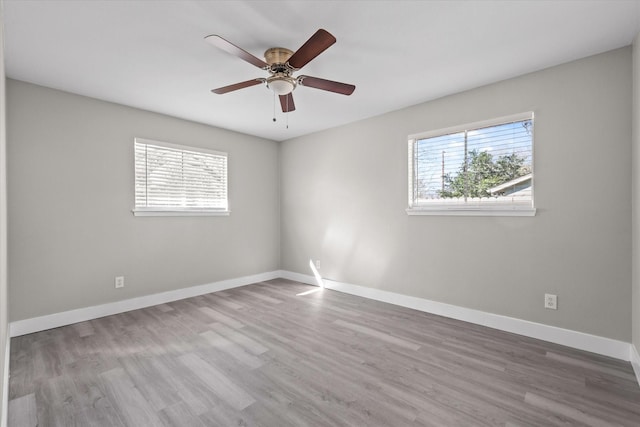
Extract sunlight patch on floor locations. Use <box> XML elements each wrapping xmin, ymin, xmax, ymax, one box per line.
<box><xmin>296</xmin><ymin>287</ymin><xmax>323</xmax><ymax>296</ymax></box>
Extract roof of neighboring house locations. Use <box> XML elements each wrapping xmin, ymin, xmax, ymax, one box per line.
<box><xmin>489</xmin><ymin>173</ymin><xmax>532</xmax><ymax>195</ymax></box>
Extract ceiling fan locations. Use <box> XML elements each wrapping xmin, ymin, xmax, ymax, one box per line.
<box><xmin>205</xmin><ymin>29</ymin><xmax>355</xmax><ymax>113</ymax></box>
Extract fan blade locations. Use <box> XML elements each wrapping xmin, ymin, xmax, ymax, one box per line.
<box><xmin>298</xmin><ymin>76</ymin><xmax>355</xmax><ymax>95</ymax></box>
<box><xmin>279</xmin><ymin>93</ymin><xmax>296</xmax><ymax>112</ymax></box>
<box><xmin>287</xmin><ymin>29</ymin><xmax>336</xmax><ymax>69</ymax></box>
<box><xmin>205</xmin><ymin>35</ymin><xmax>268</xmax><ymax>69</ymax></box>
<box><xmin>212</xmin><ymin>79</ymin><xmax>264</xmax><ymax>94</ymax></box>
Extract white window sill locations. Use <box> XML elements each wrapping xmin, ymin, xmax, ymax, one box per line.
<box><xmin>132</xmin><ymin>209</ymin><xmax>230</xmax><ymax>217</ymax></box>
<box><xmin>406</xmin><ymin>207</ymin><xmax>536</xmax><ymax>217</ymax></box>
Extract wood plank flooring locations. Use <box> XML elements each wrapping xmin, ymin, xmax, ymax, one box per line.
<box><xmin>8</xmin><ymin>279</ymin><xmax>640</xmax><ymax>426</ymax></box>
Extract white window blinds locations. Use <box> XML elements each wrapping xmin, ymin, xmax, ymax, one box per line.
<box><xmin>134</xmin><ymin>138</ymin><xmax>228</xmax><ymax>215</ymax></box>
<box><xmin>408</xmin><ymin>112</ymin><xmax>534</xmax><ymax>215</ymax></box>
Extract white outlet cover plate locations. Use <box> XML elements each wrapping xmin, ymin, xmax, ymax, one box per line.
<box><xmin>115</xmin><ymin>276</ymin><xmax>124</xmax><ymax>288</ymax></box>
<box><xmin>544</xmin><ymin>293</ymin><xmax>557</xmax><ymax>310</ymax></box>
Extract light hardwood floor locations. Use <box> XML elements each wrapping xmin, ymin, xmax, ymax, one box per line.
<box><xmin>8</xmin><ymin>279</ymin><xmax>640</xmax><ymax>426</ymax></box>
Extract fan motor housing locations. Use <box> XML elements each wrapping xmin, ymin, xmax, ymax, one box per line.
<box><xmin>264</xmin><ymin>47</ymin><xmax>293</xmax><ymax>66</ymax></box>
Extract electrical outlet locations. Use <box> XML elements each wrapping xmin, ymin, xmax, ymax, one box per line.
<box><xmin>115</xmin><ymin>276</ymin><xmax>125</xmax><ymax>289</ymax></box>
<box><xmin>315</xmin><ymin>260</ymin><xmax>321</xmax><ymax>270</ymax></box>
<box><xmin>544</xmin><ymin>293</ymin><xmax>557</xmax><ymax>310</ymax></box>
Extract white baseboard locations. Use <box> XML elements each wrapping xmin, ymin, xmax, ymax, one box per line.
<box><xmin>9</xmin><ymin>271</ymin><xmax>281</xmax><ymax>337</ymax></box>
<box><xmin>631</xmin><ymin>344</ymin><xmax>640</xmax><ymax>385</ymax></box>
<box><xmin>276</xmin><ymin>269</ymin><xmax>312</xmax><ymax>284</ymax></box>
<box><xmin>1</xmin><ymin>333</ymin><xmax>9</xmax><ymax>427</ymax></box>
<box><xmin>8</xmin><ymin>269</ymin><xmax>634</xmax><ymax>363</ymax></box>
<box><xmin>279</xmin><ymin>270</ymin><xmax>632</xmax><ymax>362</ymax></box>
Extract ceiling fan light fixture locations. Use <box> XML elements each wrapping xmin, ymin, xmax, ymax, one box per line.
<box><xmin>267</xmin><ymin>76</ymin><xmax>295</xmax><ymax>95</ymax></box>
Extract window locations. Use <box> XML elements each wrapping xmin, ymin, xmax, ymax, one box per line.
<box><xmin>407</xmin><ymin>112</ymin><xmax>534</xmax><ymax>216</ymax></box>
<box><xmin>133</xmin><ymin>138</ymin><xmax>228</xmax><ymax>216</ymax></box>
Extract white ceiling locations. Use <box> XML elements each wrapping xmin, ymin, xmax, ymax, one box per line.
<box><xmin>3</xmin><ymin>1</ymin><xmax>640</xmax><ymax>142</ymax></box>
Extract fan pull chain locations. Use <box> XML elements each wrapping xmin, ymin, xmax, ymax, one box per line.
<box><xmin>272</xmin><ymin>92</ymin><xmax>276</xmax><ymax>122</ymax></box>
<box><xmin>286</xmin><ymin>96</ymin><xmax>289</xmax><ymax>129</ymax></box>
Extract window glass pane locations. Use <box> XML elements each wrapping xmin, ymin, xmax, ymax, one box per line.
<box><xmin>410</xmin><ymin>115</ymin><xmax>533</xmax><ymax>209</ymax></box>
<box><xmin>415</xmin><ymin>131</ymin><xmax>465</xmax><ymax>200</ymax></box>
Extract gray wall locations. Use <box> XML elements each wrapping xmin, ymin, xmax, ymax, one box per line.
<box><xmin>281</xmin><ymin>47</ymin><xmax>632</xmax><ymax>341</ymax></box>
<box><xmin>633</xmin><ymin>33</ymin><xmax>640</xmax><ymax>354</ymax></box>
<box><xmin>7</xmin><ymin>80</ymin><xmax>280</xmax><ymax>321</ymax></box>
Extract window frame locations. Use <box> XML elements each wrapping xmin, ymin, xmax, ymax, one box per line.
<box><xmin>406</xmin><ymin>112</ymin><xmax>536</xmax><ymax>217</ymax></box>
<box><xmin>132</xmin><ymin>137</ymin><xmax>229</xmax><ymax>217</ymax></box>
